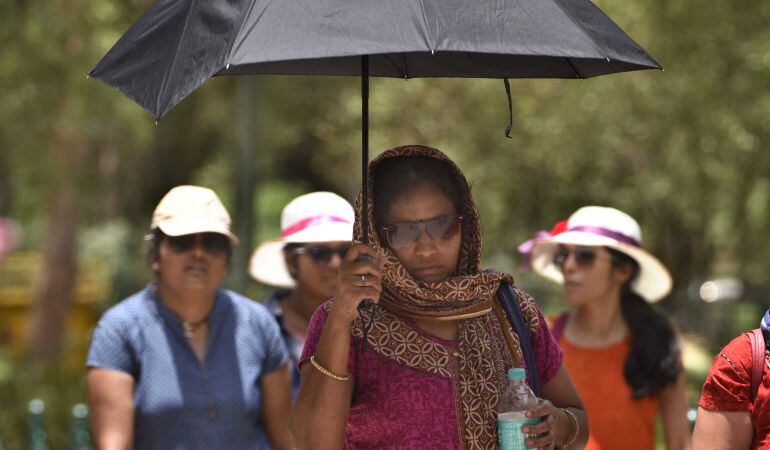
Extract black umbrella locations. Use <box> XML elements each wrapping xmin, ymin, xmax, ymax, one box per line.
<box><xmin>90</xmin><ymin>0</ymin><xmax>661</xmax><ymax>242</ymax></box>
<box><xmin>90</xmin><ymin>0</ymin><xmax>660</xmax><ymax>343</ymax></box>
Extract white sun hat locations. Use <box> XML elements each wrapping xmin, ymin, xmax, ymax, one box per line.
<box><xmin>151</xmin><ymin>185</ymin><xmax>238</xmax><ymax>244</ymax></box>
<box><xmin>530</xmin><ymin>206</ymin><xmax>672</xmax><ymax>302</ymax></box>
<box><xmin>249</xmin><ymin>192</ymin><xmax>354</xmax><ymax>288</ymax></box>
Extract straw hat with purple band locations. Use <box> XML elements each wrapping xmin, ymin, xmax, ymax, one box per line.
<box><xmin>530</xmin><ymin>206</ymin><xmax>673</xmax><ymax>303</ymax></box>
<box><xmin>150</xmin><ymin>185</ymin><xmax>239</xmax><ymax>244</ymax></box>
<box><xmin>249</xmin><ymin>192</ymin><xmax>355</xmax><ymax>289</ymax></box>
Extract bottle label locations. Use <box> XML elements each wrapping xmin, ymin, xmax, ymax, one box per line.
<box><xmin>498</xmin><ymin>417</ymin><xmax>539</xmax><ymax>450</ymax></box>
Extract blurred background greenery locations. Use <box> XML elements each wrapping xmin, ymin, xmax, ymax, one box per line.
<box><xmin>1</xmin><ymin>0</ymin><xmax>769</xmax><ymax>447</ymax></box>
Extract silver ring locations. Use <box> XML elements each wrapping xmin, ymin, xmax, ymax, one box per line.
<box><xmin>359</xmin><ymin>274</ymin><xmax>366</xmax><ymax>287</ymax></box>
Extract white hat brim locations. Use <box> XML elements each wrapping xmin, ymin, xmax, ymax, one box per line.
<box><xmin>531</xmin><ymin>231</ymin><xmax>673</xmax><ymax>303</ymax></box>
<box><xmin>248</xmin><ymin>221</ymin><xmax>354</xmax><ymax>288</ymax></box>
<box><xmin>249</xmin><ymin>239</ymin><xmax>295</xmax><ymax>288</ymax></box>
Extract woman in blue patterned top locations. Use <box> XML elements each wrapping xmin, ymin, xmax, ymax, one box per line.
<box><xmin>86</xmin><ymin>185</ymin><xmax>292</xmax><ymax>450</ymax></box>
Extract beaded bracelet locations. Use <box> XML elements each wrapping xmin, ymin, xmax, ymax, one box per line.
<box><xmin>558</xmin><ymin>407</ymin><xmax>580</xmax><ymax>449</ymax></box>
<box><xmin>310</xmin><ymin>355</ymin><xmax>350</xmax><ymax>381</ymax></box>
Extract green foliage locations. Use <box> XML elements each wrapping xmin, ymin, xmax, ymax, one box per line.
<box><xmin>0</xmin><ymin>361</ymin><xmax>86</xmax><ymax>450</ymax></box>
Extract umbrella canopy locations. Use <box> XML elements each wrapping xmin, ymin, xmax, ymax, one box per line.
<box><xmin>90</xmin><ymin>0</ymin><xmax>660</xmax><ymax>120</ymax></box>
<box><xmin>90</xmin><ymin>0</ymin><xmax>661</xmax><ymax>332</ymax></box>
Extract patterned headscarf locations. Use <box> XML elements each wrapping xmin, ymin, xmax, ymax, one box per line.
<box><xmin>354</xmin><ymin>144</ymin><xmax>513</xmax><ymax>320</ymax></box>
<box><xmin>349</xmin><ymin>145</ymin><xmax>539</xmax><ymax>449</ymax></box>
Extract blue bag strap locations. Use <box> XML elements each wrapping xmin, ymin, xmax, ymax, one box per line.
<box><xmin>498</xmin><ymin>282</ymin><xmax>540</xmax><ymax>396</ymax></box>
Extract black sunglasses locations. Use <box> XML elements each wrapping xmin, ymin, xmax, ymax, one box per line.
<box><xmin>381</xmin><ymin>214</ymin><xmax>464</xmax><ymax>249</ymax></box>
<box><xmin>292</xmin><ymin>245</ymin><xmax>351</xmax><ymax>265</ymax></box>
<box><xmin>165</xmin><ymin>233</ymin><xmax>231</xmax><ymax>255</ymax></box>
<box><xmin>553</xmin><ymin>246</ymin><xmax>600</xmax><ymax>268</ymax></box>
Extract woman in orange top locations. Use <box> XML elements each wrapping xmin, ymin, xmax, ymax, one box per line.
<box><xmin>528</xmin><ymin>206</ymin><xmax>690</xmax><ymax>450</ymax></box>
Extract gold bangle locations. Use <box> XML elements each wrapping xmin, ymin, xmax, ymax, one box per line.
<box><xmin>559</xmin><ymin>407</ymin><xmax>580</xmax><ymax>449</ymax></box>
<box><xmin>310</xmin><ymin>355</ymin><xmax>350</xmax><ymax>381</ymax></box>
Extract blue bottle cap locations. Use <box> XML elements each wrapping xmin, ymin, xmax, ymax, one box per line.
<box><xmin>508</xmin><ymin>368</ymin><xmax>526</xmax><ymax>381</ymax></box>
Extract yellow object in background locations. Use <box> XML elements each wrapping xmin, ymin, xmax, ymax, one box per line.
<box><xmin>0</xmin><ymin>251</ymin><xmax>110</xmax><ymax>368</ymax></box>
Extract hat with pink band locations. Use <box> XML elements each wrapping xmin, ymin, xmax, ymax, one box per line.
<box><xmin>249</xmin><ymin>192</ymin><xmax>354</xmax><ymax>288</ymax></box>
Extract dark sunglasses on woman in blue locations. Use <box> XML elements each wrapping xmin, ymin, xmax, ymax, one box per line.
<box><xmin>166</xmin><ymin>233</ymin><xmax>231</xmax><ymax>255</ymax></box>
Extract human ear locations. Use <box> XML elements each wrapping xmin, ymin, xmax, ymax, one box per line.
<box><xmin>613</xmin><ymin>264</ymin><xmax>634</xmax><ymax>285</ymax></box>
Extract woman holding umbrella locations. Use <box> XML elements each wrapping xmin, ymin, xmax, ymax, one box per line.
<box><xmin>528</xmin><ymin>206</ymin><xmax>690</xmax><ymax>450</ymax></box>
<box><xmin>86</xmin><ymin>185</ymin><xmax>293</xmax><ymax>450</ymax></box>
<box><xmin>291</xmin><ymin>145</ymin><xmax>588</xmax><ymax>449</ymax></box>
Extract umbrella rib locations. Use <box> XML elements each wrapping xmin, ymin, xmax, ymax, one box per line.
<box><xmin>383</xmin><ymin>54</ymin><xmax>408</xmax><ymax>78</ymax></box>
<box><xmin>564</xmin><ymin>58</ymin><xmax>583</xmax><ymax>79</ymax></box>
<box><xmin>227</xmin><ymin>0</ymin><xmax>264</xmax><ymax>66</ymax></box>
<box><xmin>416</xmin><ymin>0</ymin><xmax>436</xmax><ymax>53</ymax></box>
<box><xmin>157</xmin><ymin>0</ymin><xmax>200</xmax><ymax>117</ymax></box>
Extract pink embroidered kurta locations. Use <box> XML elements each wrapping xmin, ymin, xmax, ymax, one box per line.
<box><xmin>299</xmin><ymin>301</ymin><xmax>563</xmax><ymax>449</ymax></box>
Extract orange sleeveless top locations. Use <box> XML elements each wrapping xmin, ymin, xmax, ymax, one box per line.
<box><xmin>559</xmin><ymin>336</ymin><xmax>660</xmax><ymax>450</ymax></box>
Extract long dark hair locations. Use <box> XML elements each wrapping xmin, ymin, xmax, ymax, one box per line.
<box><xmin>372</xmin><ymin>156</ymin><xmax>467</xmax><ymax>229</ymax></box>
<box><xmin>609</xmin><ymin>249</ymin><xmax>682</xmax><ymax>398</ymax></box>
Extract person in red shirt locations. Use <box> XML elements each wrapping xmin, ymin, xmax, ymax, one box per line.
<box><xmin>693</xmin><ymin>312</ymin><xmax>770</xmax><ymax>450</ymax></box>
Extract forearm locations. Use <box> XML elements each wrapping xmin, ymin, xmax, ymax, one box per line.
<box><xmin>554</xmin><ymin>406</ymin><xmax>588</xmax><ymax>449</ymax></box>
<box><xmin>89</xmin><ymin>402</ymin><xmax>134</xmax><ymax>450</ymax></box>
<box><xmin>87</xmin><ymin>369</ymin><xmax>135</xmax><ymax>450</ymax></box>
<box><xmin>290</xmin><ymin>311</ymin><xmax>355</xmax><ymax>449</ymax></box>
<box><xmin>661</xmin><ymin>373</ymin><xmax>692</xmax><ymax>450</ymax></box>
<box><xmin>261</xmin><ymin>364</ymin><xmax>294</xmax><ymax>450</ymax></box>
<box><xmin>92</xmin><ymin>433</ymin><xmax>133</xmax><ymax>450</ymax></box>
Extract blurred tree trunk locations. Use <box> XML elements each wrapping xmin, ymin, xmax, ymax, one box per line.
<box><xmin>27</xmin><ymin>117</ymin><xmax>82</xmax><ymax>363</ymax></box>
<box><xmin>27</xmin><ymin>186</ymin><xmax>78</xmax><ymax>362</ymax></box>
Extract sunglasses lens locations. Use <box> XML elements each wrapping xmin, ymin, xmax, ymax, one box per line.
<box><xmin>304</xmin><ymin>245</ymin><xmax>350</xmax><ymax>265</ymax></box>
<box><xmin>553</xmin><ymin>247</ymin><xmax>568</xmax><ymax>266</ymax></box>
<box><xmin>554</xmin><ymin>247</ymin><xmax>597</xmax><ymax>267</ymax></box>
<box><xmin>306</xmin><ymin>247</ymin><xmax>333</xmax><ymax>263</ymax></box>
<box><xmin>574</xmin><ymin>248</ymin><xmax>596</xmax><ymax>266</ymax></box>
<box><xmin>426</xmin><ymin>215</ymin><xmax>461</xmax><ymax>240</ymax></box>
<box><xmin>388</xmin><ymin>223</ymin><xmax>421</xmax><ymax>249</ymax></box>
<box><xmin>337</xmin><ymin>245</ymin><xmax>351</xmax><ymax>260</ymax></box>
<box><xmin>167</xmin><ymin>235</ymin><xmax>195</xmax><ymax>252</ymax></box>
<box><xmin>201</xmin><ymin>233</ymin><xmax>230</xmax><ymax>254</ymax></box>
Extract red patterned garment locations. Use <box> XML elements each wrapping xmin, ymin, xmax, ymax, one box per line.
<box><xmin>699</xmin><ymin>333</ymin><xmax>770</xmax><ymax>449</ymax></box>
<box><xmin>299</xmin><ymin>295</ymin><xmax>563</xmax><ymax>450</ymax></box>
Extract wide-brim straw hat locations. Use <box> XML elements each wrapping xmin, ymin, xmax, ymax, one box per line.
<box><xmin>249</xmin><ymin>192</ymin><xmax>354</xmax><ymax>288</ymax></box>
<box><xmin>530</xmin><ymin>206</ymin><xmax>672</xmax><ymax>302</ymax></box>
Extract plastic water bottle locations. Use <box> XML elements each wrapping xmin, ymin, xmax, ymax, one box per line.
<box><xmin>498</xmin><ymin>368</ymin><xmax>539</xmax><ymax>450</ymax></box>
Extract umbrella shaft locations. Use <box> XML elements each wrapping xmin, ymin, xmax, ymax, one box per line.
<box><xmin>361</xmin><ymin>55</ymin><xmax>369</xmax><ymax>244</ymax></box>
